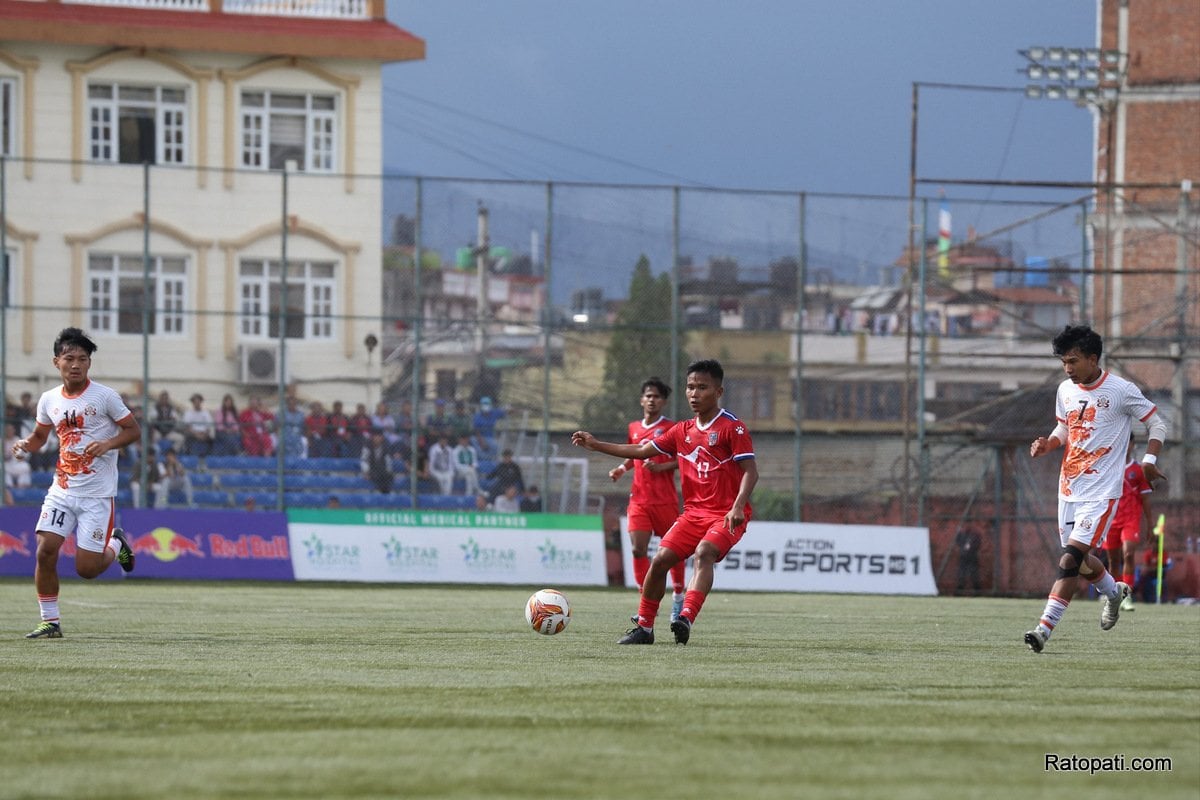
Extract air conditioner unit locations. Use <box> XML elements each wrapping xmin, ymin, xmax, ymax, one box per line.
<box><xmin>239</xmin><ymin>344</ymin><xmax>284</xmax><ymax>386</ymax></box>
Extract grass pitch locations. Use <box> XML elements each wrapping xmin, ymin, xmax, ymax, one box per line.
<box><xmin>0</xmin><ymin>580</ymin><xmax>1196</xmax><ymax>800</ymax></box>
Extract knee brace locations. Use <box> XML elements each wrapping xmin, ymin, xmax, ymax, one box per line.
<box><xmin>1057</xmin><ymin>544</ymin><xmax>1088</xmax><ymax>580</ymax></box>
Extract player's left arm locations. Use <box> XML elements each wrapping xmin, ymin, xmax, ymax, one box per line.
<box><xmin>724</xmin><ymin>458</ymin><xmax>758</xmax><ymax>532</ymax></box>
<box><xmin>1139</xmin><ymin>409</ymin><xmax>1169</xmax><ymax>483</ymax></box>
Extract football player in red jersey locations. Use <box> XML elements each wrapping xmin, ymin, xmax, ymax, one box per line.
<box><xmin>574</xmin><ymin>359</ymin><xmax>757</xmax><ymax>645</ymax></box>
<box><xmin>1105</xmin><ymin>435</ymin><xmax>1154</xmax><ymax>611</ymax></box>
<box><xmin>609</xmin><ymin>378</ymin><xmax>686</xmax><ymax>623</ymax></box>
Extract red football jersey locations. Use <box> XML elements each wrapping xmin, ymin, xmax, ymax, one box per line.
<box><xmin>652</xmin><ymin>409</ymin><xmax>754</xmax><ymax>515</ymax></box>
<box><xmin>1112</xmin><ymin>459</ymin><xmax>1152</xmax><ymax>528</ymax></box>
<box><xmin>626</xmin><ymin>416</ymin><xmax>679</xmax><ymax>507</ymax></box>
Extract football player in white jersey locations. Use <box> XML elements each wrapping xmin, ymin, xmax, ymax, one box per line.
<box><xmin>10</xmin><ymin>327</ymin><xmax>141</xmax><ymax>639</ymax></box>
<box><xmin>1025</xmin><ymin>325</ymin><xmax>1168</xmax><ymax>652</ymax></box>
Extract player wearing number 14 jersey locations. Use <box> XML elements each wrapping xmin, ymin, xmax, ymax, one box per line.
<box><xmin>573</xmin><ymin>359</ymin><xmax>757</xmax><ymax>645</ymax></box>
<box><xmin>1025</xmin><ymin>325</ymin><xmax>1168</xmax><ymax>653</ymax></box>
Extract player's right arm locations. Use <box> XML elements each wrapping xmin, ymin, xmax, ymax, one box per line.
<box><xmin>572</xmin><ymin>431</ymin><xmax>658</xmax><ymax>461</ymax></box>
<box><xmin>11</xmin><ymin>421</ymin><xmax>51</xmax><ymax>458</ymax></box>
<box><xmin>1030</xmin><ymin>422</ymin><xmax>1068</xmax><ymax>458</ymax></box>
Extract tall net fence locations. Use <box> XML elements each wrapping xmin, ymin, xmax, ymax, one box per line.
<box><xmin>2</xmin><ymin>158</ymin><xmax>1197</xmax><ymax>594</ymax></box>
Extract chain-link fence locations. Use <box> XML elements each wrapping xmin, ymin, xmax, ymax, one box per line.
<box><xmin>3</xmin><ymin>158</ymin><xmax>1197</xmax><ymax>594</ymax></box>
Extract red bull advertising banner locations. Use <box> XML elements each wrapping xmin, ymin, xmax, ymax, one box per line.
<box><xmin>118</xmin><ymin>509</ymin><xmax>293</xmax><ymax>580</ymax></box>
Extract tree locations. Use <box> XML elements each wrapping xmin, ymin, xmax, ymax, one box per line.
<box><xmin>581</xmin><ymin>255</ymin><xmax>682</xmax><ymax>434</ymax></box>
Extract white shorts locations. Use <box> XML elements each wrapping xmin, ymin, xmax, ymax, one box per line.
<box><xmin>1057</xmin><ymin>497</ymin><xmax>1119</xmax><ymax>550</ymax></box>
<box><xmin>37</xmin><ymin>494</ymin><xmax>117</xmax><ymax>554</ymax></box>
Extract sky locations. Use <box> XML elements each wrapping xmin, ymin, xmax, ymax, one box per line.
<box><xmin>378</xmin><ymin>2</ymin><xmax>1101</xmax><ymax>296</ymax></box>
<box><xmin>381</xmin><ymin>1</ymin><xmax>1098</xmax><ymax>196</ymax></box>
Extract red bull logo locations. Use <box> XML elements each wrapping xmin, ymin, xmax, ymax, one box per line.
<box><xmin>130</xmin><ymin>528</ymin><xmax>207</xmax><ymax>562</ymax></box>
<box><xmin>0</xmin><ymin>530</ymin><xmax>31</xmax><ymax>558</ymax></box>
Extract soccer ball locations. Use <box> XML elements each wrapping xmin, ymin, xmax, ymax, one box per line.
<box><xmin>525</xmin><ymin>588</ymin><xmax>571</xmax><ymax>635</ymax></box>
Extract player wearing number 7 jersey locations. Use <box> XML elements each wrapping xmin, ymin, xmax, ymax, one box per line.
<box><xmin>1025</xmin><ymin>325</ymin><xmax>1168</xmax><ymax>653</ymax></box>
<box><xmin>573</xmin><ymin>359</ymin><xmax>757</xmax><ymax>646</ymax></box>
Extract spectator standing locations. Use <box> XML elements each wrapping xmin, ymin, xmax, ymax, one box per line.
<box><xmin>181</xmin><ymin>393</ymin><xmax>215</xmax><ymax>458</ymax></box>
<box><xmin>428</xmin><ymin>434</ymin><xmax>455</xmax><ymax>495</ymax></box>
<box><xmin>425</xmin><ymin>399</ymin><xmax>451</xmax><ymax>444</ymax></box>
<box><xmin>472</xmin><ymin>396</ymin><xmax>506</xmax><ymax>457</ymax></box>
<box><xmin>448</xmin><ymin>400</ymin><xmax>473</xmax><ymax>442</ymax></box>
<box><xmin>280</xmin><ymin>395</ymin><xmax>307</xmax><ymax>459</ymax></box>
<box><xmin>520</xmin><ymin>485</ymin><xmax>543</xmax><ymax>513</ymax></box>
<box><xmin>128</xmin><ymin>446</ymin><xmax>162</xmax><ymax>509</ymax></box>
<box><xmin>360</xmin><ymin>431</ymin><xmax>395</xmax><ymax>494</ymax></box>
<box><xmin>238</xmin><ymin>396</ymin><xmax>275</xmax><ymax>457</ymax></box>
<box><xmin>451</xmin><ymin>433</ymin><xmax>480</xmax><ymax>496</ymax></box>
<box><xmin>305</xmin><ymin>401</ymin><xmax>329</xmax><ymax>457</ymax></box>
<box><xmin>154</xmin><ymin>448</ymin><xmax>194</xmax><ymax>508</ymax></box>
<box><xmin>151</xmin><ymin>390</ymin><xmax>184</xmax><ymax>453</ymax></box>
<box><xmin>326</xmin><ymin>400</ymin><xmax>352</xmax><ymax>458</ymax></box>
<box><xmin>371</xmin><ymin>402</ymin><xmax>401</xmax><ymax>455</ymax></box>
<box><xmin>954</xmin><ymin>527</ymin><xmax>982</xmax><ymax>595</ymax></box>
<box><xmin>493</xmin><ymin>484</ymin><xmax>521</xmax><ymax>513</ymax></box>
<box><xmin>396</xmin><ymin>399</ymin><xmax>417</xmax><ymax>455</ymax></box>
<box><xmin>213</xmin><ymin>394</ymin><xmax>241</xmax><ymax>456</ymax></box>
<box><xmin>12</xmin><ymin>391</ymin><xmax>37</xmax><ymax>437</ymax></box>
<box><xmin>349</xmin><ymin>402</ymin><xmax>373</xmax><ymax>457</ymax></box>
<box><xmin>485</xmin><ymin>449</ymin><xmax>524</xmax><ymax>503</ymax></box>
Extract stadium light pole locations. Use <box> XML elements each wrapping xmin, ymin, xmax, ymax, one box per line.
<box><xmin>1019</xmin><ymin>45</ymin><xmax>1125</xmax><ymax>329</ymax></box>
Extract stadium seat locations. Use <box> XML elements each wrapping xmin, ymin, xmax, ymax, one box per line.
<box><xmin>11</xmin><ymin>487</ymin><xmax>43</xmax><ymax>505</ymax></box>
<box><xmin>193</xmin><ymin>490</ymin><xmax>230</xmax><ymax>507</ymax></box>
<box><xmin>218</xmin><ymin>473</ymin><xmax>277</xmax><ymax>490</ymax></box>
<box><xmin>177</xmin><ymin>454</ymin><xmax>201</xmax><ymax>470</ymax></box>
<box><xmin>234</xmin><ymin>491</ymin><xmax>280</xmax><ymax>510</ymax></box>
<box><xmin>190</xmin><ymin>473</ymin><xmax>215</xmax><ymax>488</ymax></box>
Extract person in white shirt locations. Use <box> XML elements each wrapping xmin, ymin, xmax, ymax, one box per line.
<box><xmin>9</xmin><ymin>327</ymin><xmax>141</xmax><ymax>639</ymax></box>
<box><xmin>427</xmin><ymin>434</ymin><xmax>455</xmax><ymax>495</ymax></box>
<box><xmin>1025</xmin><ymin>325</ymin><xmax>1168</xmax><ymax>653</ymax></box>
<box><xmin>493</xmin><ymin>484</ymin><xmax>521</xmax><ymax>513</ymax></box>
<box><xmin>451</xmin><ymin>433</ymin><xmax>480</xmax><ymax>496</ymax></box>
<box><xmin>181</xmin><ymin>393</ymin><xmax>215</xmax><ymax>458</ymax></box>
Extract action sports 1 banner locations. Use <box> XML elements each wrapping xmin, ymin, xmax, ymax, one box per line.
<box><xmin>287</xmin><ymin>508</ymin><xmax>607</xmax><ymax>585</ymax></box>
<box><xmin>620</xmin><ymin>518</ymin><xmax>937</xmax><ymax>595</ymax></box>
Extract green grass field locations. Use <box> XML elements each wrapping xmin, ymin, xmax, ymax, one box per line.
<box><xmin>0</xmin><ymin>579</ymin><xmax>1196</xmax><ymax>800</ymax></box>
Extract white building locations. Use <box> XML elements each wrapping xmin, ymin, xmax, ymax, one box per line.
<box><xmin>1</xmin><ymin>0</ymin><xmax>423</xmax><ymax>404</ymax></box>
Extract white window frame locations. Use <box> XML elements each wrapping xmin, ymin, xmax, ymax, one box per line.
<box><xmin>87</xmin><ymin>253</ymin><xmax>189</xmax><ymax>336</ymax></box>
<box><xmin>87</xmin><ymin>83</ymin><xmax>188</xmax><ymax>165</ymax></box>
<box><xmin>239</xmin><ymin>90</ymin><xmax>337</xmax><ymax>173</ymax></box>
<box><xmin>0</xmin><ymin>76</ymin><xmax>15</xmax><ymax>158</ymax></box>
<box><xmin>238</xmin><ymin>258</ymin><xmax>336</xmax><ymax>341</ymax></box>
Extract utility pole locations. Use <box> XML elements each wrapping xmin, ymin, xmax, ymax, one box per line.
<box><xmin>474</xmin><ymin>202</ymin><xmax>490</xmax><ymax>392</ymax></box>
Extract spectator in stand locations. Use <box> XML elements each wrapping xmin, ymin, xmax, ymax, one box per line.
<box><xmin>213</xmin><ymin>394</ymin><xmax>242</xmax><ymax>456</ymax></box>
<box><xmin>128</xmin><ymin>446</ymin><xmax>162</xmax><ymax>509</ymax></box>
<box><xmin>485</xmin><ymin>449</ymin><xmax>524</xmax><ymax>503</ymax></box>
<box><xmin>181</xmin><ymin>393</ymin><xmax>215</xmax><ymax>458</ymax></box>
<box><xmin>349</xmin><ymin>402</ymin><xmax>373</xmax><ymax>457</ymax></box>
<box><xmin>473</xmin><ymin>396</ymin><xmax>506</xmax><ymax>457</ymax></box>
<box><xmin>451</xmin><ymin>433</ymin><xmax>480</xmax><ymax>497</ymax></box>
<box><xmin>360</xmin><ymin>430</ymin><xmax>395</xmax><ymax>494</ymax></box>
<box><xmin>280</xmin><ymin>394</ymin><xmax>307</xmax><ymax>459</ymax></box>
<box><xmin>326</xmin><ymin>400</ymin><xmax>352</xmax><ymax>458</ymax></box>
<box><xmin>425</xmin><ymin>399</ymin><xmax>452</xmax><ymax>444</ymax></box>
<box><xmin>371</xmin><ymin>401</ymin><xmax>401</xmax><ymax>454</ymax></box>
<box><xmin>4</xmin><ymin>422</ymin><xmax>33</xmax><ymax>489</ymax></box>
<box><xmin>448</xmin><ymin>400</ymin><xmax>473</xmax><ymax>442</ymax></box>
<box><xmin>305</xmin><ymin>401</ymin><xmax>329</xmax><ymax>457</ymax></box>
<box><xmin>428</xmin><ymin>434</ymin><xmax>455</xmax><ymax>495</ymax></box>
<box><xmin>238</xmin><ymin>395</ymin><xmax>275</xmax><ymax>457</ymax></box>
<box><xmin>151</xmin><ymin>390</ymin><xmax>184</xmax><ymax>453</ymax></box>
<box><xmin>12</xmin><ymin>391</ymin><xmax>37</xmax><ymax>437</ymax></box>
<box><xmin>397</xmin><ymin>399</ymin><xmax>417</xmax><ymax>455</ymax></box>
<box><xmin>520</xmin><ymin>484</ymin><xmax>543</xmax><ymax>513</ymax></box>
<box><xmin>154</xmin><ymin>448</ymin><xmax>194</xmax><ymax>508</ymax></box>
<box><xmin>493</xmin><ymin>484</ymin><xmax>521</xmax><ymax>513</ymax></box>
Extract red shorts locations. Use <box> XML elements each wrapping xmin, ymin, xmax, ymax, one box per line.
<box><xmin>627</xmin><ymin>502</ymin><xmax>678</xmax><ymax>538</ymax></box>
<box><xmin>659</xmin><ymin>508</ymin><xmax>751</xmax><ymax>561</ymax></box>
<box><xmin>1105</xmin><ymin>520</ymin><xmax>1141</xmax><ymax>548</ymax></box>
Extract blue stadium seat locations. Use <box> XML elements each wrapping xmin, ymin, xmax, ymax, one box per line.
<box><xmin>219</xmin><ymin>473</ymin><xmax>277</xmax><ymax>489</ymax></box>
<box><xmin>31</xmin><ymin>470</ymin><xmax>55</xmax><ymax>486</ymax></box>
<box><xmin>193</xmin><ymin>490</ymin><xmax>230</xmax><ymax>507</ymax></box>
<box><xmin>116</xmin><ymin>488</ymin><xmax>132</xmax><ymax>505</ymax></box>
<box><xmin>361</xmin><ymin>493</ymin><xmax>412</xmax><ymax>509</ymax></box>
<box><xmin>11</xmin><ymin>487</ymin><xmax>43</xmax><ymax>505</ymax></box>
<box><xmin>189</xmin><ymin>473</ymin><xmax>215</xmax><ymax>488</ymax></box>
<box><xmin>234</xmin><ymin>491</ymin><xmax>280</xmax><ymax>509</ymax></box>
<box><xmin>177</xmin><ymin>454</ymin><xmax>201</xmax><ymax>470</ymax></box>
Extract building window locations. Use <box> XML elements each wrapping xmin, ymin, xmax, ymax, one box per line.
<box><xmin>87</xmin><ymin>253</ymin><xmax>188</xmax><ymax>335</ymax></box>
<box><xmin>238</xmin><ymin>259</ymin><xmax>336</xmax><ymax>340</ymax></box>
<box><xmin>804</xmin><ymin>379</ymin><xmax>908</xmax><ymax>422</ymax></box>
<box><xmin>724</xmin><ymin>378</ymin><xmax>774</xmax><ymax>421</ymax></box>
<box><xmin>87</xmin><ymin>84</ymin><xmax>187</xmax><ymax>165</ymax></box>
<box><xmin>1</xmin><ymin>76</ymin><xmax>15</xmax><ymax>157</ymax></box>
<box><xmin>240</xmin><ymin>91</ymin><xmax>336</xmax><ymax>172</ymax></box>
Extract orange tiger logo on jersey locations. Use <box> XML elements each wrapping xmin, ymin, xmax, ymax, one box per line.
<box><xmin>1059</xmin><ymin>404</ymin><xmax>1110</xmax><ymax>496</ymax></box>
<box><xmin>54</xmin><ymin>412</ymin><xmax>95</xmax><ymax>488</ymax></box>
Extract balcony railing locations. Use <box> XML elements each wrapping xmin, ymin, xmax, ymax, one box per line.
<box><xmin>60</xmin><ymin>0</ymin><xmax>375</xmax><ymax>20</ymax></box>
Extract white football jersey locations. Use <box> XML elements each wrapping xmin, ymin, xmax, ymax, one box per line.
<box><xmin>1054</xmin><ymin>371</ymin><xmax>1156</xmax><ymax>501</ymax></box>
<box><xmin>36</xmin><ymin>380</ymin><xmax>132</xmax><ymax>498</ymax></box>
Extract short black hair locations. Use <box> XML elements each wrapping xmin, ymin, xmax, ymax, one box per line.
<box><xmin>1051</xmin><ymin>325</ymin><xmax>1102</xmax><ymax>359</ymax></box>
<box><xmin>640</xmin><ymin>377</ymin><xmax>671</xmax><ymax>399</ymax></box>
<box><xmin>53</xmin><ymin>327</ymin><xmax>97</xmax><ymax>357</ymax></box>
<box><xmin>686</xmin><ymin>358</ymin><xmax>724</xmax><ymax>384</ymax></box>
